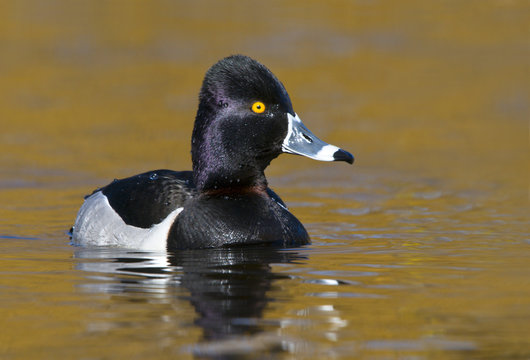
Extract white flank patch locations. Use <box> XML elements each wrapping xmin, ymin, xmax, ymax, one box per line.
<box><xmin>72</xmin><ymin>191</ymin><xmax>182</xmax><ymax>251</ymax></box>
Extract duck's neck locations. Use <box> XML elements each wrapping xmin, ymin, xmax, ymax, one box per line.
<box><xmin>191</xmin><ymin>105</ymin><xmax>272</xmax><ymax>192</ymax></box>
<box><xmin>193</xmin><ymin>161</ymin><xmax>269</xmax><ymax>193</ymax></box>
<box><xmin>192</xmin><ymin>147</ymin><xmax>269</xmax><ymax>192</ymax></box>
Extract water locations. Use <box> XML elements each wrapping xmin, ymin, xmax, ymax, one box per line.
<box><xmin>0</xmin><ymin>1</ymin><xmax>528</xmax><ymax>359</ymax></box>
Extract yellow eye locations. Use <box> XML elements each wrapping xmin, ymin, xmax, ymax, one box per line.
<box><xmin>251</xmin><ymin>101</ymin><xmax>266</xmax><ymax>114</ymax></box>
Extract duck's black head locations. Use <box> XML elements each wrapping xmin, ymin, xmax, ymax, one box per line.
<box><xmin>192</xmin><ymin>55</ymin><xmax>353</xmax><ymax>192</ymax></box>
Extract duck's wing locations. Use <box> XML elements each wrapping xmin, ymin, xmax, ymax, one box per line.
<box><xmin>97</xmin><ymin>170</ymin><xmax>196</xmax><ymax>228</ymax></box>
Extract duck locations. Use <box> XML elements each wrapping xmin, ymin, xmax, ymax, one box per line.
<box><xmin>72</xmin><ymin>55</ymin><xmax>354</xmax><ymax>251</ymax></box>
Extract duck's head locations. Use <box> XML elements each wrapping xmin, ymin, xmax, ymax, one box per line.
<box><xmin>192</xmin><ymin>55</ymin><xmax>354</xmax><ymax>192</ymax></box>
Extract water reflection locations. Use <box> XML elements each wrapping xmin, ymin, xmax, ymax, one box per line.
<box><xmin>75</xmin><ymin>246</ymin><xmax>307</xmax><ymax>357</ymax></box>
<box><xmin>173</xmin><ymin>248</ymin><xmax>305</xmax><ymax>342</ymax></box>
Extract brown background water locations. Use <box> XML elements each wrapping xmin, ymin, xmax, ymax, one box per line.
<box><xmin>0</xmin><ymin>1</ymin><xmax>528</xmax><ymax>359</ymax></box>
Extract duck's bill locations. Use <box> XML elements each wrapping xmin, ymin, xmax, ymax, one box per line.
<box><xmin>282</xmin><ymin>113</ymin><xmax>354</xmax><ymax>164</ymax></box>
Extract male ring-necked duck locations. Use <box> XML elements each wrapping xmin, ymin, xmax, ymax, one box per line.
<box><xmin>72</xmin><ymin>55</ymin><xmax>354</xmax><ymax>250</ymax></box>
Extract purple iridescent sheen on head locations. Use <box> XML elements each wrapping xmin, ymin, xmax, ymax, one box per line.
<box><xmin>191</xmin><ymin>55</ymin><xmax>293</xmax><ymax>191</ymax></box>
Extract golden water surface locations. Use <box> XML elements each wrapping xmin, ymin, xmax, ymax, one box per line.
<box><xmin>0</xmin><ymin>1</ymin><xmax>528</xmax><ymax>359</ymax></box>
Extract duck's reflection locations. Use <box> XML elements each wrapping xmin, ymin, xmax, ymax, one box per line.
<box><xmin>173</xmin><ymin>247</ymin><xmax>305</xmax><ymax>341</ymax></box>
<box><xmin>75</xmin><ymin>246</ymin><xmax>307</xmax><ymax>343</ymax></box>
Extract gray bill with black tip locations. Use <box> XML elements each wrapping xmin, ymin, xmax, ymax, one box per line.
<box><xmin>282</xmin><ymin>113</ymin><xmax>354</xmax><ymax>164</ymax></box>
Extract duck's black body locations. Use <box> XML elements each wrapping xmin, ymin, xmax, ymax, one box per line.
<box><xmin>168</xmin><ymin>187</ymin><xmax>308</xmax><ymax>250</ymax></box>
<box><xmin>72</xmin><ymin>55</ymin><xmax>353</xmax><ymax>251</ymax></box>
<box><xmin>93</xmin><ymin>169</ymin><xmax>306</xmax><ymax>249</ymax></box>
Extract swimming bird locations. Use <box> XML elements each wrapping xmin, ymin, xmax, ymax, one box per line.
<box><xmin>72</xmin><ymin>55</ymin><xmax>354</xmax><ymax>250</ymax></box>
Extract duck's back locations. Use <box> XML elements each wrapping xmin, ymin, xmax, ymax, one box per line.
<box><xmin>72</xmin><ymin>170</ymin><xmax>196</xmax><ymax>250</ymax></box>
<box><xmin>101</xmin><ymin>170</ymin><xmax>196</xmax><ymax>228</ymax></box>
